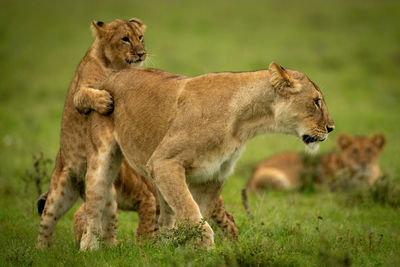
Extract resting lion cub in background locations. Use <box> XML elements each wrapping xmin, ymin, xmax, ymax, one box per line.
<box><xmin>82</xmin><ymin>62</ymin><xmax>334</xmax><ymax>248</ymax></box>
<box><xmin>36</xmin><ymin>18</ymin><xmax>147</xmax><ymax>250</ymax></box>
<box><xmin>247</xmin><ymin>134</ymin><xmax>386</xmax><ymax>192</ymax></box>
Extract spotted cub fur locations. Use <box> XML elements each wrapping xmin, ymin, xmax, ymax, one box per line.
<box><xmin>36</xmin><ymin>18</ymin><xmax>147</xmax><ymax>250</ymax></box>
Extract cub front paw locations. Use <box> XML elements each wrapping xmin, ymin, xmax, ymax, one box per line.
<box><xmin>80</xmin><ymin>232</ymin><xmax>100</xmax><ymax>251</ymax></box>
<box><xmin>94</xmin><ymin>90</ymin><xmax>114</xmax><ymax>115</ymax></box>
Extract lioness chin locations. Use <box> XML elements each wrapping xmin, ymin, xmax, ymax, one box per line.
<box><xmin>85</xmin><ymin>62</ymin><xmax>334</xmax><ymax>247</ymax></box>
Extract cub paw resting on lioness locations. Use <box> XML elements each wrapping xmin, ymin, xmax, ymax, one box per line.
<box><xmin>247</xmin><ymin>133</ymin><xmax>386</xmax><ymax>192</ymax></box>
<box><xmin>84</xmin><ymin>62</ymin><xmax>334</xmax><ymax>247</ymax></box>
<box><xmin>36</xmin><ymin>18</ymin><xmax>147</xmax><ymax>250</ymax></box>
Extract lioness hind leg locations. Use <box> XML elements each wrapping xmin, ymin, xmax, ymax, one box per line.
<box><xmin>148</xmin><ymin>159</ymin><xmax>214</xmax><ymax>247</ymax></box>
<box><xmin>36</xmin><ymin>168</ymin><xmax>79</xmax><ymax>248</ymax></box>
<box><xmin>211</xmin><ymin>196</ymin><xmax>239</xmax><ymax>240</ymax></box>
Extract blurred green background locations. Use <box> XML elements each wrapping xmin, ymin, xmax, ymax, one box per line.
<box><xmin>1</xmin><ymin>0</ymin><xmax>399</xmax><ymax>265</ymax></box>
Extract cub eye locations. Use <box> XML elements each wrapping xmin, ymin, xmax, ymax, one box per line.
<box><xmin>138</xmin><ymin>35</ymin><xmax>143</xmax><ymax>41</ymax></box>
<box><xmin>352</xmin><ymin>148</ymin><xmax>359</xmax><ymax>156</ymax></box>
<box><xmin>314</xmin><ymin>98</ymin><xmax>321</xmax><ymax>108</ymax></box>
<box><xmin>122</xmin><ymin>36</ymin><xmax>130</xmax><ymax>42</ymax></box>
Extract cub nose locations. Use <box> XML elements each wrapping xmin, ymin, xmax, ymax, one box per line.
<box><xmin>137</xmin><ymin>52</ymin><xmax>146</xmax><ymax>58</ymax></box>
<box><xmin>326</xmin><ymin>125</ymin><xmax>334</xmax><ymax>133</ymax></box>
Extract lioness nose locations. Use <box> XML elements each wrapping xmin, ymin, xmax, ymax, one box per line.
<box><xmin>137</xmin><ymin>52</ymin><xmax>146</xmax><ymax>58</ymax></box>
<box><xmin>326</xmin><ymin>125</ymin><xmax>334</xmax><ymax>133</ymax></box>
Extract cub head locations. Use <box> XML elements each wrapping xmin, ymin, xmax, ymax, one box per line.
<box><xmin>269</xmin><ymin>62</ymin><xmax>334</xmax><ymax>152</ymax></box>
<box><xmin>91</xmin><ymin>18</ymin><xmax>147</xmax><ymax>69</ymax></box>
<box><xmin>337</xmin><ymin>134</ymin><xmax>386</xmax><ymax>183</ymax></box>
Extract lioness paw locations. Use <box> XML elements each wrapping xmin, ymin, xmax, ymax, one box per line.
<box><xmin>93</xmin><ymin>90</ymin><xmax>114</xmax><ymax>115</ymax></box>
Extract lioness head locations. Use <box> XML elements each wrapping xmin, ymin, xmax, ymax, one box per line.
<box><xmin>91</xmin><ymin>18</ymin><xmax>147</xmax><ymax>69</ymax></box>
<box><xmin>337</xmin><ymin>134</ymin><xmax>386</xmax><ymax>183</ymax></box>
<box><xmin>269</xmin><ymin>62</ymin><xmax>334</xmax><ymax>151</ymax></box>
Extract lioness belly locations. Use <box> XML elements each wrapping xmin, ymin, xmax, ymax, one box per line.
<box><xmin>187</xmin><ymin>146</ymin><xmax>245</xmax><ymax>184</ymax></box>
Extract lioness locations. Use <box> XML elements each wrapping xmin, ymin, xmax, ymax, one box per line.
<box><xmin>36</xmin><ymin>18</ymin><xmax>147</xmax><ymax>249</ymax></box>
<box><xmin>82</xmin><ymin>62</ymin><xmax>334</xmax><ymax>248</ymax></box>
<box><xmin>247</xmin><ymin>133</ymin><xmax>386</xmax><ymax>191</ymax></box>
<box><xmin>37</xmin><ymin>159</ymin><xmax>239</xmax><ymax>242</ymax></box>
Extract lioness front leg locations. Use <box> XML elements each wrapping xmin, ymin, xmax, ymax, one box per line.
<box><xmin>73</xmin><ymin>87</ymin><xmax>114</xmax><ymax>115</ymax></box>
<box><xmin>148</xmin><ymin>159</ymin><xmax>214</xmax><ymax>247</ymax></box>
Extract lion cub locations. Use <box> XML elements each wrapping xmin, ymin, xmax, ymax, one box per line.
<box><xmin>36</xmin><ymin>18</ymin><xmax>147</xmax><ymax>250</ymax></box>
<box><xmin>247</xmin><ymin>134</ymin><xmax>386</xmax><ymax>192</ymax></box>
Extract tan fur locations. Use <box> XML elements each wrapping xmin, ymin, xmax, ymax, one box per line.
<box><xmin>72</xmin><ymin>159</ymin><xmax>238</xmax><ymax>243</ymax></box>
<box><xmin>83</xmin><ymin>62</ymin><xmax>334</xmax><ymax>247</ymax></box>
<box><xmin>247</xmin><ymin>134</ymin><xmax>386</xmax><ymax>191</ymax></box>
<box><xmin>36</xmin><ymin>18</ymin><xmax>147</xmax><ymax>250</ymax></box>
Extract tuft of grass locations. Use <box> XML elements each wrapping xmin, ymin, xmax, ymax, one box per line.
<box><xmin>154</xmin><ymin>218</ymin><xmax>207</xmax><ymax>248</ymax></box>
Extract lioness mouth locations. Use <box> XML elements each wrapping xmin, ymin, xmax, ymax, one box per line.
<box><xmin>302</xmin><ymin>135</ymin><xmax>318</xmax><ymax>144</ymax></box>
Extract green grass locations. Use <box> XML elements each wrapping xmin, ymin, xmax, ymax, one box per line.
<box><xmin>1</xmin><ymin>0</ymin><xmax>400</xmax><ymax>265</ymax></box>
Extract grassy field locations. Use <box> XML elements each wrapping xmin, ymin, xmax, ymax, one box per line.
<box><xmin>1</xmin><ymin>0</ymin><xmax>400</xmax><ymax>266</ymax></box>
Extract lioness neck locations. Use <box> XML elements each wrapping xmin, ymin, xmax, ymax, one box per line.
<box><xmin>228</xmin><ymin>70</ymin><xmax>280</xmax><ymax>142</ymax></box>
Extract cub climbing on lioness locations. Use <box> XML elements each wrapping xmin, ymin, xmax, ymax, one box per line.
<box><xmin>36</xmin><ymin>18</ymin><xmax>147</xmax><ymax>250</ymax></box>
<box><xmin>247</xmin><ymin>133</ymin><xmax>386</xmax><ymax>192</ymax></box>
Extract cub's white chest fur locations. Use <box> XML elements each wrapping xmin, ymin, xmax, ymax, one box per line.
<box><xmin>187</xmin><ymin>146</ymin><xmax>245</xmax><ymax>183</ymax></box>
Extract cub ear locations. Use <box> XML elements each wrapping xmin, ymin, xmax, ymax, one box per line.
<box><xmin>337</xmin><ymin>134</ymin><xmax>353</xmax><ymax>150</ymax></box>
<box><xmin>129</xmin><ymin>18</ymin><xmax>146</xmax><ymax>32</ymax></box>
<box><xmin>91</xmin><ymin>20</ymin><xmax>107</xmax><ymax>37</ymax></box>
<box><xmin>371</xmin><ymin>134</ymin><xmax>386</xmax><ymax>149</ymax></box>
<box><xmin>268</xmin><ymin>62</ymin><xmax>297</xmax><ymax>96</ymax></box>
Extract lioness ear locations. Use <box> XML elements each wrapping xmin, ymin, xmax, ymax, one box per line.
<box><xmin>337</xmin><ymin>134</ymin><xmax>353</xmax><ymax>150</ymax></box>
<box><xmin>91</xmin><ymin>20</ymin><xmax>107</xmax><ymax>37</ymax></box>
<box><xmin>371</xmin><ymin>134</ymin><xmax>386</xmax><ymax>149</ymax></box>
<box><xmin>129</xmin><ymin>18</ymin><xmax>146</xmax><ymax>32</ymax></box>
<box><xmin>269</xmin><ymin>62</ymin><xmax>297</xmax><ymax>95</ymax></box>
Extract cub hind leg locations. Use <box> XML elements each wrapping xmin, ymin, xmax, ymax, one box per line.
<box><xmin>211</xmin><ymin>196</ymin><xmax>239</xmax><ymax>240</ymax></box>
<box><xmin>36</xmin><ymin>166</ymin><xmax>79</xmax><ymax>248</ymax></box>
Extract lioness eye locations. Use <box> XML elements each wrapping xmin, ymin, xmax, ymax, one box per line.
<box><xmin>139</xmin><ymin>35</ymin><xmax>143</xmax><ymax>41</ymax></box>
<box><xmin>314</xmin><ymin>98</ymin><xmax>321</xmax><ymax>108</ymax></box>
<box><xmin>122</xmin><ymin>37</ymin><xmax>130</xmax><ymax>42</ymax></box>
